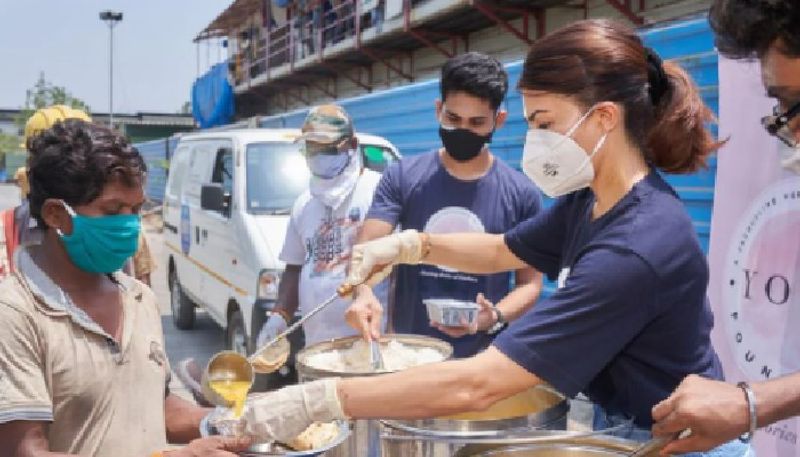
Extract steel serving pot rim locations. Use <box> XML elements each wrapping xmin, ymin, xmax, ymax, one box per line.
<box><xmin>295</xmin><ymin>334</ymin><xmax>454</xmax><ymax>378</ymax></box>
<box><xmin>380</xmin><ymin>385</ymin><xmax>569</xmax><ymax>438</ymax></box>
<box><xmin>466</xmin><ymin>440</ymin><xmax>641</xmax><ymax>456</ymax></box>
<box><xmin>199</xmin><ymin>415</ymin><xmax>351</xmax><ymax>456</ymax></box>
<box><xmin>379</xmin><ymin>428</ymin><xmax>639</xmax><ymax>447</ymax></box>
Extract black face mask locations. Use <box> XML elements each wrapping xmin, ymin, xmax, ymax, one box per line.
<box><xmin>439</xmin><ymin>126</ymin><xmax>493</xmax><ymax>162</ymax></box>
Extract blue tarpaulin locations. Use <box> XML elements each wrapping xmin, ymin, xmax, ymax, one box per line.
<box><xmin>192</xmin><ymin>62</ymin><xmax>235</xmax><ymax>129</ymax></box>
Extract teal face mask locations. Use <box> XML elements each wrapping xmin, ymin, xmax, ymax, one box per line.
<box><xmin>57</xmin><ymin>201</ymin><xmax>141</xmax><ymax>274</ymax></box>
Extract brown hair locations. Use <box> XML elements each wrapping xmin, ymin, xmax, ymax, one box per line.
<box><xmin>519</xmin><ymin>19</ymin><xmax>721</xmax><ymax>174</ymax></box>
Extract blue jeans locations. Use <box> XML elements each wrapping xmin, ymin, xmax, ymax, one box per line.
<box><xmin>593</xmin><ymin>405</ymin><xmax>754</xmax><ymax>456</ymax></box>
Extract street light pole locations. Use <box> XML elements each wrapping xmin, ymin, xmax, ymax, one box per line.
<box><xmin>99</xmin><ymin>10</ymin><xmax>123</xmax><ymax>128</ymax></box>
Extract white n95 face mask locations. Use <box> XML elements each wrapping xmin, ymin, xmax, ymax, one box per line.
<box><xmin>521</xmin><ymin>107</ymin><xmax>608</xmax><ymax>198</ymax></box>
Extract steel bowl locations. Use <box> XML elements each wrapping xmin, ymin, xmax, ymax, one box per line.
<box><xmin>200</xmin><ymin>412</ymin><xmax>351</xmax><ymax>457</ymax></box>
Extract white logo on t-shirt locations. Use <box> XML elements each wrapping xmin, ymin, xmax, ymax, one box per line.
<box><xmin>557</xmin><ymin>268</ymin><xmax>571</xmax><ymax>289</ymax></box>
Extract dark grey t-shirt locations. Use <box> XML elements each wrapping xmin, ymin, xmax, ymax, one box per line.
<box><xmin>367</xmin><ymin>150</ymin><xmax>542</xmax><ymax>357</ymax></box>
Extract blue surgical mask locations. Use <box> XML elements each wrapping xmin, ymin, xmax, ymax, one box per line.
<box><xmin>57</xmin><ymin>201</ymin><xmax>141</xmax><ymax>274</ymax></box>
<box><xmin>306</xmin><ymin>152</ymin><xmax>351</xmax><ymax>179</ymax></box>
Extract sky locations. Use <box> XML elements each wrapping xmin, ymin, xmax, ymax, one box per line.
<box><xmin>0</xmin><ymin>1</ymin><xmax>230</xmax><ymax>114</ymax></box>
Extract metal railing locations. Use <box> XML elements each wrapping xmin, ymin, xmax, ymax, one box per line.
<box><xmin>229</xmin><ymin>0</ymin><xmax>386</xmax><ymax>88</ymax></box>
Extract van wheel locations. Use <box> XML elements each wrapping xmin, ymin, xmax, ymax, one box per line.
<box><xmin>169</xmin><ymin>268</ymin><xmax>195</xmax><ymax>330</ymax></box>
<box><xmin>226</xmin><ymin>310</ymin><xmax>248</xmax><ymax>356</ymax></box>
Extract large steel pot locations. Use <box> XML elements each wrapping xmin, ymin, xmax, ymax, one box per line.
<box><xmin>295</xmin><ymin>334</ymin><xmax>454</xmax><ymax>457</ymax></box>
<box><xmin>381</xmin><ymin>385</ymin><xmax>569</xmax><ymax>457</ymax></box>
<box><xmin>453</xmin><ymin>433</ymin><xmax>647</xmax><ymax>457</ymax></box>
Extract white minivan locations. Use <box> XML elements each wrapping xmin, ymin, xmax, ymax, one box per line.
<box><xmin>162</xmin><ymin>128</ymin><xmax>399</xmax><ymax>377</ymax></box>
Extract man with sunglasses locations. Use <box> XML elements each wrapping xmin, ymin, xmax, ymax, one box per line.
<box><xmin>651</xmin><ymin>1</ymin><xmax>800</xmax><ymax>454</ymax></box>
<box><xmin>253</xmin><ymin>104</ymin><xmax>389</xmax><ymax>350</ymax></box>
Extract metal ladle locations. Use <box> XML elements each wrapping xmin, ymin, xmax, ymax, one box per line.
<box><xmin>202</xmin><ymin>283</ymin><xmax>356</xmax><ymax>407</ymax></box>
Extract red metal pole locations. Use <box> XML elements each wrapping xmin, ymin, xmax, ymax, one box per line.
<box><xmin>355</xmin><ymin>0</ymin><xmax>361</xmax><ymax>48</ymax></box>
<box><xmin>535</xmin><ymin>9</ymin><xmax>545</xmax><ymax>39</ymax></box>
<box><xmin>265</xmin><ymin>27</ymin><xmax>271</xmax><ymax>81</ymax></box>
<box><xmin>604</xmin><ymin>0</ymin><xmax>645</xmax><ymax>25</ymax></box>
<box><xmin>289</xmin><ymin>20</ymin><xmax>295</xmax><ymax>71</ymax></box>
<box><xmin>471</xmin><ymin>1</ymin><xmax>533</xmax><ymax>45</ymax></box>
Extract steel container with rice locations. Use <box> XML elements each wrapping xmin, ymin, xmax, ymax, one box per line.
<box><xmin>295</xmin><ymin>334</ymin><xmax>454</xmax><ymax>456</ymax></box>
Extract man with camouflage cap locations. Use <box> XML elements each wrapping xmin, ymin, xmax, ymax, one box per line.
<box><xmin>254</xmin><ymin>104</ymin><xmax>389</xmax><ymax>348</ymax></box>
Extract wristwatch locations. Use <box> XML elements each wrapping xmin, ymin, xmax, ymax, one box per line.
<box><xmin>486</xmin><ymin>306</ymin><xmax>508</xmax><ymax>335</ymax></box>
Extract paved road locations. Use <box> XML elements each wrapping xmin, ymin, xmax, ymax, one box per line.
<box><xmin>146</xmin><ymin>221</ymin><xmax>226</xmax><ymax>401</ymax></box>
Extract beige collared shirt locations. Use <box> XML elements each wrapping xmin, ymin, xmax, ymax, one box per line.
<box><xmin>0</xmin><ymin>247</ymin><xmax>170</xmax><ymax>457</ymax></box>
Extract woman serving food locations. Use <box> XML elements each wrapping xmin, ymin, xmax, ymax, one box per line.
<box><xmin>239</xmin><ymin>20</ymin><xmax>749</xmax><ymax>456</ymax></box>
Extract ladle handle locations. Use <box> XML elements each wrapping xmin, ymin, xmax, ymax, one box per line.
<box><xmin>337</xmin><ymin>263</ymin><xmax>389</xmax><ymax>298</ymax></box>
<box><xmin>248</xmin><ymin>291</ymin><xmax>341</xmax><ymax>363</ymax></box>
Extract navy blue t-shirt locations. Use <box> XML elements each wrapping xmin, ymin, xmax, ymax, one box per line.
<box><xmin>368</xmin><ymin>151</ymin><xmax>542</xmax><ymax>357</ymax></box>
<box><xmin>495</xmin><ymin>171</ymin><xmax>723</xmax><ymax>427</ymax></box>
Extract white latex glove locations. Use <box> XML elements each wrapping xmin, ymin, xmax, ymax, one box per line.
<box><xmin>243</xmin><ymin>378</ymin><xmax>346</xmax><ymax>444</ymax></box>
<box><xmin>346</xmin><ymin>229</ymin><xmax>424</xmax><ymax>288</ymax></box>
<box><xmin>256</xmin><ymin>313</ymin><xmax>289</xmax><ymax>348</ymax></box>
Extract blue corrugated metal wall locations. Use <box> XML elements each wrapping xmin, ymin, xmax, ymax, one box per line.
<box><xmin>257</xmin><ymin>15</ymin><xmax>718</xmax><ymax>252</ymax></box>
<box><xmin>135</xmin><ymin>137</ymin><xmax>179</xmax><ymax>203</ymax></box>
<box><xmin>641</xmin><ymin>17</ymin><xmax>719</xmax><ymax>253</ymax></box>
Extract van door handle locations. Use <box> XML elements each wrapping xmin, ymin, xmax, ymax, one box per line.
<box><xmin>202</xmin><ymin>229</ymin><xmax>208</xmax><ymax>240</ymax></box>
<box><xmin>195</xmin><ymin>226</ymin><xmax>200</xmax><ymax>244</ymax></box>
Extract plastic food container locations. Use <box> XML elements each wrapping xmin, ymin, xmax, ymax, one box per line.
<box><xmin>424</xmin><ymin>298</ymin><xmax>481</xmax><ymax>327</ymax></box>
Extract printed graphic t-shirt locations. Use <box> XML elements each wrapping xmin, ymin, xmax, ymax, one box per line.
<box><xmin>281</xmin><ymin>169</ymin><xmax>389</xmax><ymax>345</ymax></box>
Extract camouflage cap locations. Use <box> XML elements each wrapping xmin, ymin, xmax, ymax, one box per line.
<box><xmin>296</xmin><ymin>104</ymin><xmax>354</xmax><ymax>145</ymax></box>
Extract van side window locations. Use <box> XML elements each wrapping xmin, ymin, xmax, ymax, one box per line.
<box><xmin>167</xmin><ymin>146</ymin><xmax>191</xmax><ymax>200</ymax></box>
<box><xmin>212</xmin><ymin>148</ymin><xmax>234</xmax><ymax>215</ymax></box>
<box><xmin>361</xmin><ymin>144</ymin><xmax>399</xmax><ymax>173</ymax></box>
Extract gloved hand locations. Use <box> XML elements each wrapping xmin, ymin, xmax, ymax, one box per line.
<box><xmin>243</xmin><ymin>379</ymin><xmax>346</xmax><ymax>444</ymax></box>
<box><xmin>256</xmin><ymin>312</ymin><xmax>289</xmax><ymax>348</ymax></box>
<box><xmin>346</xmin><ymin>230</ymin><xmax>424</xmax><ymax>288</ymax></box>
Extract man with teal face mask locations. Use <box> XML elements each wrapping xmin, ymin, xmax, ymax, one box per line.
<box><xmin>0</xmin><ymin>120</ymin><xmax>251</xmax><ymax>457</ymax></box>
<box><xmin>57</xmin><ymin>199</ymin><xmax>142</xmax><ymax>273</ymax></box>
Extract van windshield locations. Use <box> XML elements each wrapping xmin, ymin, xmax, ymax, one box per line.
<box><xmin>246</xmin><ymin>142</ymin><xmax>309</xmax><ymax>214</ymax></box>
<box><xmin>245</xmin><ymin>141</ymin><xmax>398</xmax><ymax>214</ymax></box>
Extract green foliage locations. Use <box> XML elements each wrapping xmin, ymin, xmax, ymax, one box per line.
<box><xmin>14</xmin><ymin>72</ymin><xmax>91</xmax><ymax>129</ymax></box>
<box><xmin>0</xmin><ymin>133</ymin><xmax>21</xmax><ymax>158</ymax></box>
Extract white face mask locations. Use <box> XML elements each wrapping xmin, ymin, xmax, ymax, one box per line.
<box><xmin>309</xmin><ymin>148</ymin><xmax>361</xmax><ymax>209</ymax></box>
<box><xmin>520</xmin><ymin>107</ymin><xmax>608</xmax><ymax>198</ymax></box>
<box><xmin>779</xmin><ymin>142</ymin><xmax>800</xmax><ymax>175</ymax></box>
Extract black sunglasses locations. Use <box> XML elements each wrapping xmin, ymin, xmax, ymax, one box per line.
<box><xmin>761</xmin><ymin>100</ymin><xmax>800</xmax><ymax>147</ymax></box>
